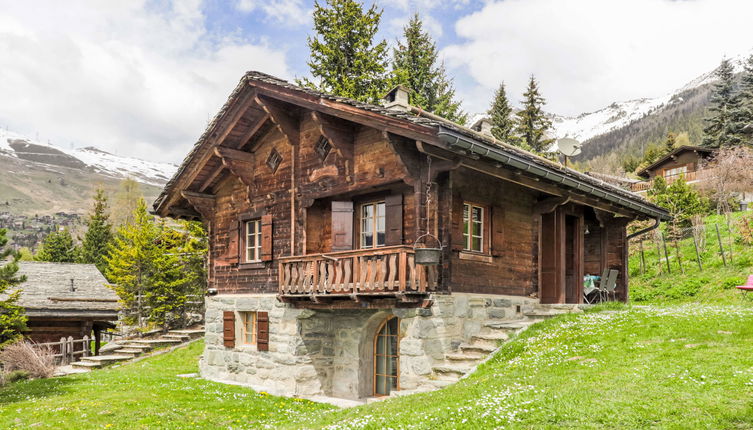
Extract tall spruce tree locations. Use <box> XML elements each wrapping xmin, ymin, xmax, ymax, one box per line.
<box><xmin>703</xmin><ymin>58</ymin><xmax>742</xmax><ymax>148</ymax></box>
<box><xmin>0</xmin><ymin>228</ymin><xmax>27</xmax><ymax>345</ymax></box>
<box><xmin>736</xmin><ymin>54</ymin><xmax>753</xmax><ymax>144</ymax></box>
<box><xmin>515</xmin><ymin>75</ymin><xmax>553</xmax><ymax>152</ymax></box>
<box><xmin>79</xmin><ymin>187</ymin><xmax>113</xmax><ymax>274</ymax></box>
<box><xmin>106</xmin><ymin>199</ymin><xmax>202</xmax><ymax>331</ymax></box>
<box><xmin>488</xmin><ymin>82</ymin><xmax>517</xmax><ymax>143</ymax></box>
<box><xmin>36</xmin><ymin>228</ymin><xmax>77</xmax><ymax>263</ymax></box>
<box><xmin>299</xmin><ymin>0</ymin><xmax>389</xmax><ymax>102</ymax></box>
<box><xmin>392</xmin><ymin>13</ymin><xmax>466</xmax><ymax>124</ymax></box>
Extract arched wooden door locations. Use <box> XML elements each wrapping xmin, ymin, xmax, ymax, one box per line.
<box><xmin>373</xmin><ymin>316</ymin><xmax>399</xmax><ymax>396</ymax></box>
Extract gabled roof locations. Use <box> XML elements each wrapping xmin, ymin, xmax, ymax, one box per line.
<box><xmin>7</xmin><ymin>262</ymin><xmax>119</xmax><ymax>318</ymax></box>
<box><xmin>636</xmin><ymin>145</ymin><xmax>715</xmax><ymax>178</ymax></box>
<box><xmin>155</xmin><ymin>71</ymin><xmax>670</xmax><ymax>221</ymax></box>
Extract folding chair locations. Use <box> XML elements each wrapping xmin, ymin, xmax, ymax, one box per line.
<box><xmin>603</xmin><ymin>269</ymin><xmax>619</xmax><ymax>301</ymax></box>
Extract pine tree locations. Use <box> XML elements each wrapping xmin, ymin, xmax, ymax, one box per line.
<box><xmin>79</xmin><ymin>186</ymin><xmax>113</xmax><ymax>274</ymax></box>
<box><xmin>515</xmin><ymin>75</ymin><xmax>553</xmax><ymax>153</ymax></box>
<box><xmin>105</xmin><ymin>199</ymin><xmax>205</xmax><ymax>331</ymax></box>
<box><xmin>488</xmin><ymin>82</ymin><xmax>517</xmax><ymax>143</ymax></box>
<box><xmin>0</xmin><ymin>228</ymin><xmax>27</xmax><ymax>345</ymax></box>
<box><xmin>36</xmin><ymin>228</ymin><xmax>77</xmax><ymax>263</ymax></box>
<box><xmin>736</xmin><ymin>54</ymin><xmax>753</xmax><ymax>144</ymax></box>
<box><xmin>703</xmin><ymin>58</ymin><xmax>742</xmax><ymax>148</ymax></box>
<box><xmin>392</xmin><ymin>14</ymin><xmax>466</xmax><ymax>124</ymax></box>
<box><xmin>299</xmin><ymin>0</ymin><xmax>389</xmax><ymax>102</ymax></box>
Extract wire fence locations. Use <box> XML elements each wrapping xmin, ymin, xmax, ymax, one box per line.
<box><xmin>629</xmin><ymin>213</ymin><xmax>753</xmax><ymax>275</ymax></box>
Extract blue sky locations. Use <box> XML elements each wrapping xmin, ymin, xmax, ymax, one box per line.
<box><xmin>1</xmin><ymin>0</ymin><xmax>753</xmax><ymax>163</ymax></box>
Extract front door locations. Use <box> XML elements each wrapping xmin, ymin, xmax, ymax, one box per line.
<box><xmin>539</xmin><ymin>208</ymin><xmax>583</xmax><ymax>304</ymax></box>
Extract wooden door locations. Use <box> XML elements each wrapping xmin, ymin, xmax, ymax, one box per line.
<box><xmin>331</xmin><ymin>201</ymin><xmax>354</xmax><ymax>251</ymax></box>
<box><xmin>564</xmin><ymin>215</ymin><xmax>584</xmax><ymax>304</ymax></box>
<box><xmin>539</xmin><ymin>210</ymin><xmax>564</xmax><ymax>304</ymax></box>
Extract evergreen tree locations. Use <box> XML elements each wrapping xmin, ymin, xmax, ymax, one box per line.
<box><xmin>299</xmin><ymin>0</ymin><xmax>389</xmax><ymax>102</ymax></box>
<box><xmin>36</xmin><ymin>228</ymin><xmax>77</xmax><ymax>263</ymax></box>
<box><xmin>105</xmin><ymin>199</ymin><xmax>205</xmax><ymax>331</ymax></box>
<box><xmin>0</xmin><ymin>228</ymin><xmax>27</xmax><ymax>345</ymax></box>
<box><xmin>515</xmin><ymin>75</ymin><xmax>553</xmax><ymax>152</ymax></box>
<box><xmin>648</xmin><ymin>176</ymin><xmax>710</xmax><ymax>229</ymax></box>
<box><xmin>392</xmin><ymin>13</ymin><xmax>466</xmax><ymax>124</ymax></box>
<box><xmin>736</xmin><ymin>54</ymin><xmax>753</xmax><ymax>144</ymax></box>
<box><xmin>79</xmin><ymin>187</ymin><xmax>113</xmax><ymax>274</ymax></box>
<box><xmin>703</xmin><ymin>58</ymin><xmax>742</xmax><ymax>148</ymax></box>
<box><xmin>488</xmin><ymin>82</ymin><xmax>517</xmax><ymax>143</ymax></box>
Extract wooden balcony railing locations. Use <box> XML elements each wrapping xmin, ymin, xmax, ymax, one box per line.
<box><xmin>631</xmin><ymin>169</ymin><xmax>703</xmax><ymax>193</ymax></box>
<box><xmin>278</xmin><ymin>245</ymin><xmax>438</xmax><ymax>304</ymax></box>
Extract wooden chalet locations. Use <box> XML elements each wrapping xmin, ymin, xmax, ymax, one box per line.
<box><xmin>154</xmin><ymin>72</ymin><xmax>670</xmax><ymax>400</ymax></box>
<box><xmin>11</xmin><ymin>262</ymin><xmax>118</xmax><ymax>351</ymax></box>
<box><xmin>632</xmin><ymin>145</ymin><xmax>714</xmax><ymax>192</ymax></box>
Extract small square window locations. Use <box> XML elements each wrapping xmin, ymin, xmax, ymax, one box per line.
<box><xmin>266</xmin><ymin>148</ymin><xmax>282</xmax><ymax>173</ymax></box>
<box><xmin>463</xmin><ymin>203</ymin><xmax>484</xmax><ymax>252</ymax></box>
<box><xmin>315</xmin><ymin>136</ymin><xmax>332</xmax><ymax>161</ymax></box>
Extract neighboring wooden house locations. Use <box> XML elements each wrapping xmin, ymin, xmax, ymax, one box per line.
<box><xmin>154</xmin><ymin>72</ymin><xmax>670</xmax><ymax>400</ymax></box>
<box><xmin>632</xmin><ymin>145</ymin><xmax>714</xmax><ymax>192</ymax></box>
<box><xmin>13</xmin><ymin>262</ymin><xmax>118</xmax><ymax>351</ymax></box>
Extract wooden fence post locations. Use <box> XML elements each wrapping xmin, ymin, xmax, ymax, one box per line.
<box><xmin>692</xmin><ymin>233</ymin><xmax>703</xmax><ymax>271</ymax></box>
<box><xmin>59</xmin><ymin>337</ymin><xmax>67</xmax><ymax>365</ymax></box>
<box><xmin>654</xmin><ymin>237</ymin><xmax>663</xmax><ymax>274</ymax></box>
<box><xmin>715</xmin><ymin>224</ymin><xmax>727</xmax><ymax>266</ymax></box>
<box><xmin>83</xmin><ymin>335</ymin><xmax>90</xmax><ymax>357</ymax></box>
<box><xmin>639</xmin><ymin>239</ymin><xmax>646</xmax><ymax>275</ymax></box>
<box><xmin>661</xmin><ymin>233</ymin><xmax>671</xmax><ymax>274</ymax></box>
<box><xmin>674</xmin><ymin>239</ymin><xmax>684</xmax><ymax>274</ymax></box>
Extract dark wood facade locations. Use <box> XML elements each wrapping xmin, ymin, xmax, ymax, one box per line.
<box><xmin>155</xmin><ymin>72</ymin><xmax>670</xmax><ymax>307</ymax></box>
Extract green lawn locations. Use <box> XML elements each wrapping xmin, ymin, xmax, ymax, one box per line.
<box><xmin>3</xmin><ymin>304</ymin><xmax>753</xmax><ymax>429</ymax></box>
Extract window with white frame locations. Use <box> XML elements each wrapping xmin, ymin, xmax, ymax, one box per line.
<box><xmin>463</xmin><ymin>203</ymin><xmax>484</xmax><ymax>252</ymax></box>
<box><xmin>360</xmin><ymin>201</ymin><xmax>385</xmax><ymax>248</ymax></box>
<box><xmin>245</xmin><ymin>219</ymin><xmax>262</xmax><ymax>262</ymax></box>
<box><xmin>664</xmin><ymin>165</ymin><xmax>687</xmax><ymax>178</ymax></box>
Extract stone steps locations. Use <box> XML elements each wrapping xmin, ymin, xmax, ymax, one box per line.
<box><xmin>71</xmin><ymin>361</ymin><xmax>103</xmax><ymax>370</ymax></box>
<box><xmin>446</xmin><ymin>352</ymin><xmax>484</xmax><ymax>362</ymax></box>
<box><xmin>113</xmin><ymin>348</ymin><xmax>145</xmax><ymax>356</ymax></box>
<box><xmin>128</xmin><ymin>339</ymin><xmax>182</xmax><ymax>347</ymax></box>
<box><xmin>168</xmin><ymin>329</ymin><xmax>204</xmax><ymax>339</ymax></box>
<box><xmin>162</xmin><ymin>334</ymin><xmax>191</xmax><ymax>341</ymax></box>
<box><xmin>432</xmin><ymin>365</ymin><xmax>471</xmax><ymax>376</ymax></box>
<box><xmin>459</xmin><ymin>343</ymin><xmax>495</xmax><ymax>354</ymax></box>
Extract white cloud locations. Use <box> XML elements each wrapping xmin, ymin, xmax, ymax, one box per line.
<box><xmin>236</xmin><ymin>0</ymin><xmax>311</xmax><ymax>26</ymax></box>
<box><xmin>0</xmin><ymin>1</ymin><xmax>290</xmax><ymax>163</ymax></box>
<box><xmin>444</xmin><ymin>0</ymin><xmax>753</xmax><ymax>116</ymax></box>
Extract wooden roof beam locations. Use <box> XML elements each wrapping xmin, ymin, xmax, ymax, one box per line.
<box><xmin>181</xmin><ymin>191</ymin><xmax>216</xmax><ymax>219</ymax></box>
<box><xmin>255</xmin><ymin>95</ymin><xmax>300</xmax><ymax>146</ymax></box>
<box><xmin>214</xmin><ymin>146</ymin><xmax>255</xmax><ymax>163</ymax></box>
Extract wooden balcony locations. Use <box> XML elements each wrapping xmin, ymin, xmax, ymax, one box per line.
<box><xmin>278</xmin><ymin>245</ymin><xmax>438</xmax><ymax>309</ymax></box>
<box><xmin>631</xmin><ymin>169</ymin><xmax>702</xmax><ymax>193</ymax></box>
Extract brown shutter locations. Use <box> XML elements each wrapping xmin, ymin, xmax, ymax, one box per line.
<box><xmin>384</xmin><ymin>193</ymin><xmax>403</xmax><ymax>246</ymax></box>
<box><xmin>256</xmin><ymin>311</ymin><xmax>269</xmax><ymax>351</ymax></box>
<box><xmin>223</xmin><ymin>311</ymin><xmax>235</xmax><ymax>348</ymax></box>
<box><xmin>491</xmin><ymin>206</ymin><xmax>505</xmax><ymax>257</ymax></box>
<box><xmin>228</xmin><ymin>221</ymin><xmax>240</xmax><ymax>264</ymax></box>
<box><xmin>451</xmin><ymin>195</ymin><xmax>465</xmax><ymax>251</ymax></box>
<box><xmin>331</xmin><ymin>201</ymin><xmax>354</xmax><ymax>251</ymax></box>
<box><xmin>261</xmin><ymin>214</ymin><xmax>273</xmax><ymax>261</ymax></box>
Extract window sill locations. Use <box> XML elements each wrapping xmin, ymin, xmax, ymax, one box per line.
<box><xmin>458</xmin><ymin>251</ymin><xmax>493</xmax><ymax>264</ymax></box>
<box><xmin>235</xmin><ymin>344</ymin><xmax>258</xmax><ymax>352</ymax></box>
<box><xmin>238</xmin><ymin>262</ymin><xmax>266</xmax><ymax>270</ymax></box>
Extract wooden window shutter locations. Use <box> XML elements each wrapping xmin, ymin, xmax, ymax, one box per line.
<box><xmin>384</xmin><ymin>193</ymin><xmax>403</xmax><ymax>246</ymax></box>
<box><xmin>223</xmin><ymin>311</ymin><xmax>235</xmax><ymax>348</ymax></box>
<box><xmin>491</xmin><ymin>206</ymin><xmax>505</xmax><ymax>257</ymax></box>
<box><xmin>331</xmin><ymin>201</ymin><xmax>354</xmax><ymax>251</ymax></box>
<box><xmin>256</xmin><ymin>311</ymin><xmax>269</xmax><ymax>351</ymax></box>
<box><xmin>261</xmin><ymin>214</ymin><xmax>273</xmax><ymax>261</ymax></box>
<box><xmin>227</xmin><ymin>221</ymin><xmax>240</xmax><ymax>264</ymax></box>
<box><xmin>451</xmin><ymin>195</ymin><xmax>465</xmax><ymax>251</ymax></box>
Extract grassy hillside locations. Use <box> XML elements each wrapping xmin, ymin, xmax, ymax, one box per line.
<box><xmin>3</xmin><ymin>305</ymin><xmax>753</xmax><ymax>428</ymax></box>
<box><xmin>629</xmin><ymin>212</ymin><xmax>753</xmax><ymax>304</ymax></box>
<box><xmin>0</xmin><ymin>154</ymin><xmax>162</xmax><ymax>216</ymax></box>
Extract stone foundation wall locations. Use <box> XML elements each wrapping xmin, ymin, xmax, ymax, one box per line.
<box><xmin>201</xmin><ymin>293</ymin><xmax>538</xmax><ymax>400</ymax></box>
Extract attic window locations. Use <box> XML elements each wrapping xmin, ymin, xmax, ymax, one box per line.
<box><xmin>266</xmin><ymin>148</ymin><xmax>282</xmax><ymax>173</ymax></box>
<box><xmin>315</xmin><ymin>136</ymin><xmax>332</xmax><ymax>161</ymax></box>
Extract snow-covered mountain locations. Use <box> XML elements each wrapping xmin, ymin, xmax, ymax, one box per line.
<box><xmin>549</xmin><ymin>54</ymin><xmax>748</xmax><ymax>144</ymax></box>
<box><xmin>0</xmin><ymin>128</ymin><xmax>177</xmax><ymax>186</ymax></box>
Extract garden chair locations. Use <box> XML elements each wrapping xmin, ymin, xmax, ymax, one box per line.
<box><xmin>583</xmin><ymin>275</ymin><xmax>599</xmax><ymax>304</ymax></box>
<box><xmin>602</xmin><ymin>269</ymin><xmax>619</xmax><ymax>301</ymax></box>
<box><xmin>595</xmin><ymin>268</ymin><xmax>610</xmax><ymax>302</ymax></box>
<box><xmin>735</xmin><ymin>275</ymin><xmax>753</xmax><ymax>298</ymax></box>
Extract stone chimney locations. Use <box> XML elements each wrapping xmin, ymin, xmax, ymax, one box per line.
<box><xmin>471</xmin><ymin>117</ymin><xmax>494</xmax><ymax>137</ymax></box>
<box><xmin>383</xmin><ymin>85</ymin><xmax>411</xmax><ymax>112</ymax></box>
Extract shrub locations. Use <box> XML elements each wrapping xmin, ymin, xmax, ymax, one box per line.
<box><xmin>4</xmin><ymin>370</ymin><xmax>30</xmax><ymax>383</ymax></box>
<box><xmin>0</xmin><ymin>341</ymin><xmax>56</xmax><ymax>379</ymax></box>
